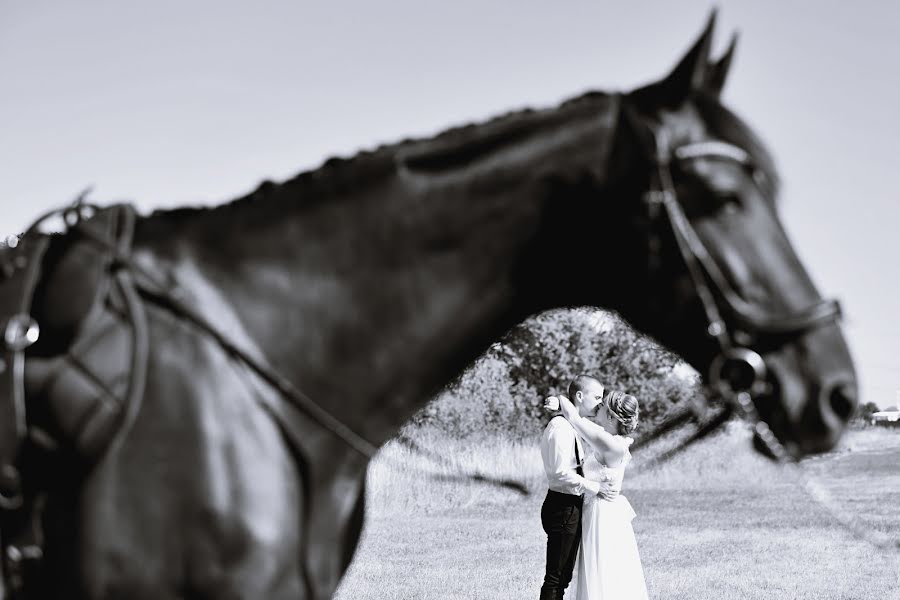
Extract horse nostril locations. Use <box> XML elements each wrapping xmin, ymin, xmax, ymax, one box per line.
<box><xmin>827</xmin><ymin>382</ymin><xmax>856</xmax><ymax>423</ymax></box>
<box><xmin>801</xmin><ymin>378</ymin><xmax>858</xmax><ymax>454</ymax></box>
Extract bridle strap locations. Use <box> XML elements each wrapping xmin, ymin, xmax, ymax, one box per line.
<box><xmin>65</xmin><ymin>216</ymin><xmax>382</xmax><ymax>460</ymax></box>
<box><xmin>138</xmin><ymin>282</ymin><xmax>382</xmax><ymax>458</ymax></box>
<box><xmin>3</xmin><ymin>203</ymin><xmax>375</xmax><ymax>600</ymax></box>
<box><xmin>0</xmin><ymin>205</ymin><xmax>152</xmax><ymax>599</ymax></box>
<box><xmin>0</xmin><ymin>236</ymin><xmax>49</xmax><ymax>512</ymax></box>
<box><xmin>624</xmin><ymin>111</ymin><xmax>900</xmax><ymax>554</ymax></box>
<box><xmin>650</xmin><ymin>138</ymin><xmax>842</xmax><ymax>344</ymax></box>
<box><xmin>650</xmin><ymin>158</ymin><xmax>731</xmax><ymax>348</ymax></box>
<box><xmin>79</xmin><ymin>207</ymin><xmax>150</xmax><ymax>457</ymax></box>
<box><xmin>71</xmin><ymin>209</ymin><xmax>537</xmax><ymax>501</ymax></box>
<box><xmin>620</xmin><ymin>105</ymin><xmax>846</xmax><ymax>435</ymax></box>
<box><xmin>0</xmin><ymin>234</ymin><xmax>48</xmax><ymax>600</ymax></box>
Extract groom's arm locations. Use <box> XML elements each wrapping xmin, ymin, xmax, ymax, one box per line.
<box><xmin>545</xmin><ymin>423</ymin><xmax>603</xmax><ymax>497</ymax></box>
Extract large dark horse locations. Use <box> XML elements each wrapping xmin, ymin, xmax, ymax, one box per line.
<box><xmin>0</xmin><ymin>15</ymin><xmax>856</xmax><ymax>600</ymax></box>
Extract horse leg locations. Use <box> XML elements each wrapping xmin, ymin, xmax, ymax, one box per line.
<box><xmin>298</xmin><ymin>460</ymin><xmax>369</xmax><ymax>600</ymax></box>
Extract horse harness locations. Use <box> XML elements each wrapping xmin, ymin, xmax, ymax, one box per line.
<box><xmin>0</xmin><ymin>202</ymin><xmax>382</xmax><ymax>598</ymax></box>
<box><xmin>627</xmin><ymin>108</ymin><xmax>843</xmax><ymax>455</ymax></box>
<box><xmin>0</xmin><ymin>109</ymin><xmax>872</xmax><ymax>596</ymax></box>
<box><xmin>629</xmin><ymin>116</ymin><xmax>900</xmax><ymax>551</ymax></box>
<box><xmin>0</xmin><ymin>196</ymin><xmax>545</xmax><ymax>598</ymax></box>
<box><xmin>0</xmin><ymin>204</ymin><xmax>148</xmax><ymax>596</ymax></box>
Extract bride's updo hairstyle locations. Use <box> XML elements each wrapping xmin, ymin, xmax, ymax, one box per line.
<box><xmin>605</xmin><ymin>390</ymin><xmax>640</xmax><ymax>435</ymax></box>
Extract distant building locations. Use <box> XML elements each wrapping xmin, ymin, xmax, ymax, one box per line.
<box><xmin>870</xmin><ymin>408</ymin><xmax>900</xmax><ymax>426</ymax></box>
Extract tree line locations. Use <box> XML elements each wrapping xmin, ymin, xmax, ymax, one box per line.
<box><xmin>405</xmin><ymin>308</ymin><xmax>707</xmax><ymax>440</ymax></box>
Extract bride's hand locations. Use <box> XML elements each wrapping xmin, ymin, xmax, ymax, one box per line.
<box><xmin>557</xmin><ymin>395</ymin><xmax>578</xmax><ymax>420</ymax></box>
<box><xmin>597</xmin><ymin>482</ymin><xmax>620</xmax><ymax>501</ymax></box>
<box><xmin>542</xmin><ymin>396</ymin><xmax>560</xmax><ymax>412</ymax></box>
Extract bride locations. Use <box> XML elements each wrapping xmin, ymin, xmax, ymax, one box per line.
<box><xmin>545</xmin><ymin>391</ymin><xmax>649</xmax><ymax>600</ymax></box>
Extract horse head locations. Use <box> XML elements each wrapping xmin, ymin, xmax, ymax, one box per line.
<box><xmin>579</xmin><ymin>14</ymin><xmax>857</xmax><ymax>457</ymax></box>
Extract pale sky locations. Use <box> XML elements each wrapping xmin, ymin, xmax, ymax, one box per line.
<box><xmin>2</xmin><ymin>2</ymin><xmax>898</xmax><ymax>408</ymax></box>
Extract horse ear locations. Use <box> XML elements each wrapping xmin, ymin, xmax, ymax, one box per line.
<box><xmin>705</xmin><ymin>32</ymin><xmax>738</xmax><ymax>97</ymax></box>
<box><xmin>655</xmin><ymin>10</ymin><xmax>717</xmax><ymax>106</ymax></box>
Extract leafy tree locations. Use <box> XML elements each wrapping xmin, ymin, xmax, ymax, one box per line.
<box><xmin>851</xmin><ymin>401</ymin><xmax>880</xmax><ymax>425</ymax></box>
<box><xmin>406</xmin><ymin>308</ymin><xmax>703</xmax><ymax>440</ymax></box>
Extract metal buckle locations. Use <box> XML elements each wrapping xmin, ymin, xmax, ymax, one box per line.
<box><xmin>709</xmin><ymin>347</ymin><xmax>768</xmax><ymax>401</ymax></box>
<box><xmin>3</xmin><ymin>316</ymin><xmax>39</xmax><ymax>353</ymax></box>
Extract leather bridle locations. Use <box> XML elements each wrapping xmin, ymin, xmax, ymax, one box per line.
<box><xmin>633</xmin><ymin>110</ymin><xmax>842</xmax><ymax>449</ymax></box>
<box><xmin>633</xmin><ymin>132</ymin><xmax>900</xmax><ymax>552</ymax></box>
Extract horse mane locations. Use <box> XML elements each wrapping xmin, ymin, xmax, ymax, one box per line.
<box><xmin>400</xmin><ymin>91</ymin><xmax>614</xmax><ymax>173</ymax></box>
<box><xmin>143</xmin><ymin>91</ymin><xmax>617</xmax><ymax>227</ymax></box>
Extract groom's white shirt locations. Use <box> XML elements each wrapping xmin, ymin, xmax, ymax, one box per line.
<box><xmin>541</xmin><ymin>416</ymin><xmax>602</xmax><ymax>497</ymax></box>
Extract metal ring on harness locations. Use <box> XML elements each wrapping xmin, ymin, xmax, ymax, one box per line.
<box><xmin>0</xmin><ymin>315</ymin><xmax>39</xmax><ymax>511</ymax></box>
<box><xmin>3</xmin><ymin>316</ymin><xmax>40</xmax><ymax>354</ymax></box>
<box><xmin>709</xmin><ymin>347</ymin><xmax>768</xmax><ymax>402</ymax></box>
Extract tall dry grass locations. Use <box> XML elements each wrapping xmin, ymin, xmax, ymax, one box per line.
<box><xmin>339</xmin><ymin>426</ymin><xmax>900</xmax><ymax>600</ymax></box>
<box><xmin>367</xmin><ymin>419</ymin><xmax>788</xmax><ymax>515</ymax></box>
<box><xmin>366</xmin><ymin>427</ymin><xmax>545</xmax><ymax>514</ymax></box>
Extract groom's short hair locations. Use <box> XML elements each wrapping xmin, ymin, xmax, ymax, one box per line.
<box><xmin>568</xmin><ymin>374</ymin><xmax>604</xmax><ymax>402</ymax></box>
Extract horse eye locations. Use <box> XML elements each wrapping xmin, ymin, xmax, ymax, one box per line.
<box><xmin>752</xmin><ymin>169</ymin><xmax>768</xmax><ymax>189</ymax></box>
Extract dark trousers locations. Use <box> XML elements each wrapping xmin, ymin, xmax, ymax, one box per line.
<box><xmin>540</xmin><ymin>490</ymin><xmax>582</xmax><ymax>600</ymax></box>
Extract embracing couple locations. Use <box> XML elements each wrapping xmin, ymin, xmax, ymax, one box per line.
<box><xmin>539</xmin><ymin>374</ymin><xmax>648</xmax><ymax>600</ymax></box>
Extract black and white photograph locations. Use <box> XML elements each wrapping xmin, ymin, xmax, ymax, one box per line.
<box><xmin>1</xmin><ymin>2</ymin><xmax>898</xmax><ymax>599</ymax></box>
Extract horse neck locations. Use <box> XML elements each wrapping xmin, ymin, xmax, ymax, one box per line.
<box><xmin>133</xmin><ymin>95</ymin><xmax>621</xmax><ymax>445</ymax></box>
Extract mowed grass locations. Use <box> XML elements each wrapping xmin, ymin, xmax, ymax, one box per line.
<box><xmin>335</xmin><ymin>426</ymin><xmax>900</xmax><ymax>600</ymax></box>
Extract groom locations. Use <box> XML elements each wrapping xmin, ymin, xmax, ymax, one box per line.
<box><xmin>539</xmin><ymin>374</ymin><xmax>615</xmax><ymax>600</ymax></box>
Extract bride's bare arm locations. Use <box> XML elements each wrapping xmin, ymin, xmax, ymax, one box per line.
<box><xmin>555</xmin><ymin>395</ymin><xmax>628</xmax><ymax>459</ymax></box>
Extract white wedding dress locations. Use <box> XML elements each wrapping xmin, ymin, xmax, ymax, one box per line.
<box><xmin>565</xmin><ymin>437</ymin><xmax>649</xmax><ymax>600</ymax></box>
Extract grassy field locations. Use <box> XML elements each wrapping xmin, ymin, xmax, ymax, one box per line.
<box><xmin>335</xmin><ymin>425</ymin><xmax>900</xmax><ymax>600</ymax></box>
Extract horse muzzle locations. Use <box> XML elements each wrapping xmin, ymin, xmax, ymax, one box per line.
<box><xmin>740</xmin><ymin>326</ymin><xmax>858</xmax><ymax>459</ymax></box>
